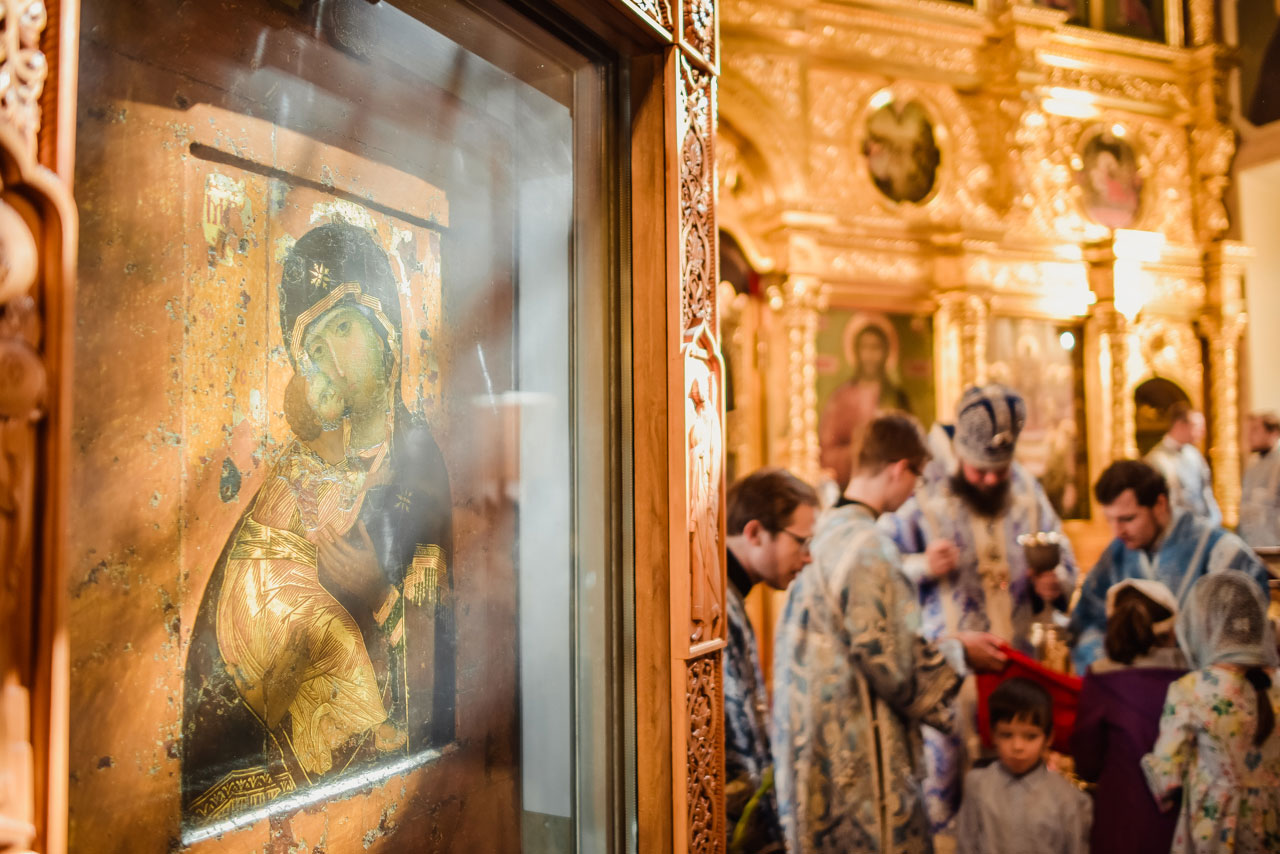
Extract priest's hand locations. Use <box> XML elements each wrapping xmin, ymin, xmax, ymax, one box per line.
<box><xmin>318</xmin><ymin>521</ymin><xmax>390</xmax><ymax>614</ymax></box>
<box><xmin>1032</xmin><ymin>569</ymin><xmax>1063</xmax><ymax>604</ymax></box>
<box><xmin>925</xmin><ymin>539</ymin><xmax>959</xmax><ymax>579</ymax></box>
<box><xmin>954</xmin><ymin>631</ymin><xmax>1008</xmax><ymax>673</ymax></box>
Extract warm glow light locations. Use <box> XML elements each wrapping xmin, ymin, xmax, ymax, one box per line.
<box><xmin>869</xmin><ymin>89</ymin><xmax>894</xmax><ymax>110</ymax></box>
<box><xmin>1043</xmin><ymin>87</ymin><xmax>1099</xmax><ymax>119</ymax></box>
<box><xmin>1114</xmin><ymin>228</ymin><xmax>1166</xmax><ymax>262</ymax></box>
<box><xmin>1059</xmin><ymin>331</ymin><xmax>1076</xmax><ymax>351</ymax></box>
<box><xmin>1111</xmin><ymin>123</ymin><xmax>1127</xmax><ymax>138</ymax></box>
<box><xmin>1043</xmin><ymin>98</ymin><xmax>1099</xmax><ymax>119</ymax></box>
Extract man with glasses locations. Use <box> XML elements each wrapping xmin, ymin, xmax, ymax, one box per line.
<box><xmin>723</xmin><ymin>467</ymin><xmax>820</xmax><ymax>853</ymax></box>
<box><xmin>771</xmin><ymin>413</ymin><xmax>1004</xmax><ymax>854</ymax></box>
<box><xmin>879</xmin><ymin>384</ymin><xmax>1079</xmax><ymax>839</ymax></box>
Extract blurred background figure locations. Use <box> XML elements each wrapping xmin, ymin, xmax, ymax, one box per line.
<box><xmin>1142</xmin><ymin>571</ymin><xmax>1280</xmax><ymax>852</ymax></box>
<box><xmin>1070</xmin><ymin>579</ymin><xmax>1185</xmax><ymax>854</ymax></box>
<box><xmin>1143</xmin><ymin>402</ymin><xmax>1221</xmax><ymax>526</ymax></box>
<box><xmin>880</xmin><ymin>384</ymin><xmax>1077</xmax><ymax>836</ymax></box>
<box><xmin>1069</xmin><ymin>460</ymin><xmax>1267</xmax><ymax>674</ymax></box>
<box><xmin>1239</xmin><ymin>411</ymin><xmax>1280</xmax><ymax>549</ymax></box>
<box><xmin>722</xmin><ymin>468</ymin><xmax>819</xmax><ymax>854</ymax></box>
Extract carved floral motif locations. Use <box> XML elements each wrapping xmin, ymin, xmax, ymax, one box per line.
<box><xmin>680</xmin><ymin>56</ymin><xmax>717</xmax><ymax>332</ymax></box>
<box><xmin>631</xmin><ymin>0</ymin><xmax>673</xmax><ymax>31</ymax></box>
<box><xmin>684</xmin><ymin>0</ymin><xmax>716</xmax><ymax>66</ymax></box>
<box><xmin>0</xmin><ymin>0</ymin><xmax>47</xmax><ymax>156</ymax></box>
<box><xmin>686</xmin><ymin>655</ymin><xmax>723</xmax><ymax>854</ymax></box>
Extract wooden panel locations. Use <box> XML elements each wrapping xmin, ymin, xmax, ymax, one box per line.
<box><xmin>632</xmin><ymin>49</ymin><xmax>678</xmax><ymax>854</ymax></box>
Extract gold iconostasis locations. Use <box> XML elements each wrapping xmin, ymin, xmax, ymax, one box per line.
<box><xmin>714</xmin><ymin>0</ymin><xmax>1253</xmax><ymax>671</ymax></box>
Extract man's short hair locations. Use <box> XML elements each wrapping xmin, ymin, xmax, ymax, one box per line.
<box><xmin>853</xmin><ymin>412</ymin><xmax>930</xmax><ymax>476</ymax></box>
<box><xmin>988</xmin><ymin>677</ymin><xmax>1054</xmax><ymax>735</ymax></box>
<box><xmin>727</xmin><ymin>468</ymin><xmax>819</xmax><ymax>536</ymax></box>
<box><xmin>1167</xmin><ymin>401</ymin><xmax>1196</xmax><ymax>425</ymax></box>
<box><xmin>1254</xmin><ymin>411</ymin><xmax>1280</xmax><ymax>434</ymax></box>
<box><xmin>1093</xmin><ymin>459</ymin><xmax>1169</xmax><ymax>508</ymax></box>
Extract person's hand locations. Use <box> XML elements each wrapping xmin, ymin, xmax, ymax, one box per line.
<box><xmin>954</xmin><ymin>631</ymin><xmax>1008</xmax><ymax>673</ymax></box>
<box><xmin>1032</xmin><ymin>569</ymin><xmax>1063</xmax><ymax>603</ymax></box>
<box><xmin>317</xmin><ymin>521</ymin><xmax>389</xmax><ymax>614</ymax></box>
<box><xmin>925</xmin><ymin>539</ymin><xmax>959</xmax><ymax>580</ymax></box>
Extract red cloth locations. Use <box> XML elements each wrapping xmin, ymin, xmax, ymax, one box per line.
<box><xmin>976</xmin><ymin>645</ymin><xmax>1083</xmax><ymax>753</ymax></box>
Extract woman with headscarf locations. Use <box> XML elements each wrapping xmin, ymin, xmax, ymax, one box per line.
<box><xmin>1141</xmin><ymin>570</ymin><xmax>1280</xmax><ymax>852</ymax></box>
<box><xmin>1071</xmin><ymin>579</ymin><xmax>1187</xmax><ymax>854</ymax></box>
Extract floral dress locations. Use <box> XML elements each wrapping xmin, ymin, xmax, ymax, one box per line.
<box><xmin>1141</xmin><ymin>666</ymin><xmax>1280</xmax><ymax>852</ymax></box>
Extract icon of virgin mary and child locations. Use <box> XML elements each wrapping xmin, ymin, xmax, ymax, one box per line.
<box><xmin>182</xmin><ymin>223</ymin><xmax>455</xmax><ymax>827</ymax></box>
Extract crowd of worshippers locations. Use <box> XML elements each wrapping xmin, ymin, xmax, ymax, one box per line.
<box><xmin>722</xmin><ymin>385</ymin><xmax>1280</xmax><ymax>854</ymax></box>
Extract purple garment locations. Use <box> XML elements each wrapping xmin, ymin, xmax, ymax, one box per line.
<box><xmin>1070</xmin><ymin>666</ymin><xmax>1185</xmax><ymax>854</ymax></box>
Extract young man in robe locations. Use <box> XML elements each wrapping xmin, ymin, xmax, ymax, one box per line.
<box><xmin>1143</xmin><ymin>402</ymin><xmax>1221</xmax><ymax>526</ymax></box>
<box><xmin>772</xmin><ymin>413</ymin><xmax>1004</xmax><ymax>854</ymax></box>
<box><xmin>879</xmin><ymin>384</ymin><xmax>1078</xmax><ymax>833</ymax></box>
<box><xmin>722</xmin><ymin>468</ymin><xmax>819</xmax><ymax>853</ymax></box>
<box><xmin>1068</xmin><ymin>458</ymin><xmax>1269</xmax><ymax>674</ymax></box>
<box><xmin>1239</xmin><ymin>411</ymin><xmax>1280</xmax><ymax>549</ymax></box>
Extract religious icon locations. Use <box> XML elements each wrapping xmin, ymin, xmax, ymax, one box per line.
<box><xmin>685</xmin><ymin>324</ymin><xmax>725</xmax><ymax>647</ymax></box>
<box><xmin>181</xmin><ymin>219</ymin><xmax>456</xmax><ymax>831</ymax></box>
<box><xmin>988</xmin><ymin>318</ymin><xmax>1089</xmax><ymax>519</ymax></box>
<box><xmin>862</xmin><ymin>97</ymin><xmax>942</xmax><ymax>204</ymax></box>
<box><xmin>1077</xmin><ymin>128</ymin><xmax>1142</xmax><ymax>229</ymax></box>
<box><xmin>818</xmin><ymin>311</ymin><xmax>932</xmax><ymax>489</ymax></box>
<box><xmin>1105</xmin><ymin>0</ymin><xmax>1164</xmax><ymax>39</ymax></box>
<box><xmin>1034</xmin><ymin>0</ymin><xmax>1087</xmax><ymax>25</ymax></box>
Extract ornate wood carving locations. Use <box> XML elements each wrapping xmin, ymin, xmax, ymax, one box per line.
<box><xmin>684</xmin><ymin>654</ymin><xmax>723</xmax><ymax>854</ymax></box>
<box><xmin>0</xmin><ymin>0</ymin><xmax>48</xmax><ymax>157</ymax></box>
<box><xmin>933</xmin><ymin>289</ymin><xmax>989</xmax><ymax>418</ymax></box>
<box><xmin>682</xmin><ymin>0</ymin><xmax>717</xmax><ymax>70</ymax></box>
<box><xmin>629</xmin><ymin>0</ymin><xmax>674</xmax><ymax>33</ymax></box>
<box><xmin>0</xmin><ymin>116</ymin><xmax>74</xmax><ymax>854</ymax></box>
<box><xmin>679</xmin><ymin>54</ymin><xmax>716</xmax><ymax>334</ymax></box>
<box><xmin>683</xmin><ymin>323</ymin><xmax>726</xmax><ymax>648</ymax></box>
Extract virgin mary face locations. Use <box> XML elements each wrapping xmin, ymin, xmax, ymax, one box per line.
<box><xmin>300</xmin><ymin>303</ymin><xmax>391</xmax><ymax>429</ymax></box>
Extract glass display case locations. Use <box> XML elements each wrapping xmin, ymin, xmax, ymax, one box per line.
<box><xmin>67</xmin><ymin>1</ymin><xmax>623</xmax><ymax>849</ymax></box>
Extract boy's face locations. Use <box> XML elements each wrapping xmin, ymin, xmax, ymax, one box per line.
<box><xmin>993</xmin><ymin>716</ymin><xmax>1049</xmax><ymax>776</ymax></box>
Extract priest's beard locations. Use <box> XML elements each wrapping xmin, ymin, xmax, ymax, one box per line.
<box><xmin>949</xmin><ymin>471</ymin><xmax>1012</xmax><ymax>518</ymax></box>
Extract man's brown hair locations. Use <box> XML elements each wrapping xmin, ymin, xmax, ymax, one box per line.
<box><xmin>727</xmin><ymin>468</ymin><xmax>819</xmax><ymax>536</ymax></box>
<box><xmin>854</xmin><ymin>412</ymin><xmax>930</xmax><ymax>476</ymax></box>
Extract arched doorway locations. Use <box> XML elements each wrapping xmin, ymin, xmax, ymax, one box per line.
<box><xmin>1134</xmin><ymin>377</ymin><xmax>1191</xmax><ymax>455</ymax></box>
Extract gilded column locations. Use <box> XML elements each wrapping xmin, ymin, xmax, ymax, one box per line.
<box><xmin>768</xmin><ymin>276</ymin><xmax>825</xmax><ymax>484</ymax></box>
<box><xmin>1202</xmin><ymin>241</ymin><xmax>1250</xmax><ymax>528</ymax></box>
<box><xmin>933</xmin><ymin>290</ymin><xmax>989</xmax><ymax>420</ymax></box>
<box><xmin>1084</xmin><ymin>239</ymin><xmax>1138</xmax><ymax>487</ymax></box>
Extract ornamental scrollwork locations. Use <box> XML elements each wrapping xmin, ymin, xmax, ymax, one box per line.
<box><xmin>680</xmin><ymin>56</ymin><xmax>717</xmax><ymax>333</ymax></box>
<box><xmin>684</xmin><ymin>0</ymin><xmax>716</xmax><ymax>66</ymax></box>
<box><xmin>686</xmin><ymin>654</ymin><xmax>723</xmax><ymax>854</ymax></box>
<box><xmin>631</xmin><ymin>0</ymin><xmax>673</xmax><ymax>31</ymax></box>
<box><xmin>0</xmin><ymin>0</ymin><xmax>48</xmax><ymax>156</ymax></box>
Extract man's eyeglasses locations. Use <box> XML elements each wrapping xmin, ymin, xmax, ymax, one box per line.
<box><xmin>778</xmin><ymin>528</ymin><xmax>814</xmax><ymax>551</ymax></box>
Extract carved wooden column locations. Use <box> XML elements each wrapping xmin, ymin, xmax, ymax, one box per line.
<box><xmin>1202</xmin><ymin>241</ymin><xmax>1250</xmax><ymax>528</ymax></box>
<box><xmin>768</xmin><ymin>275</ymin><xmax>824</xmax><ymax>484</ymax></box>
<box><xmin>0</xmin><ymin>1</ymin><xmax>77</xmax><ymax>853</ymax></box>
<box><xmin>1084</xmin><ymin>238</ymin><xmax>1138</xmax><ymax>486</ymax></box>
<box><xmin>933</xmin><ymin>289</ymin><xmax>988</xmax><ymax>420</ymax></box>
<box><xmin>671</xmin><ymin>6</ymin><xmax>726</xmax><ymax>851</ymax></box>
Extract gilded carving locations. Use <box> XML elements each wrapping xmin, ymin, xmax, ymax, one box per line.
<box><xmin>721</xmin><ymin>0</ymin><xmax>801</xmax><ymax>29</ymax></box>
<box><xmin>725</xmin><ymin>53</ymin><xmax>800</xmax><ymax>124</ymax></box>
<box><xmin>1190</xmin><ymin>123</ymin><xmax>1235</xmax><ymax>239</ymax></box>
<box><xmin>680</xmin><ymin>56</ymin><xmax>717</xmax><ymax>332</ymax></box>
<box><xmin>0</xmin><ymin>0</ymin><xmax>47</xmax><ymax>156</ymax></box>
<box><xmin>769</xmin><ymin>277</ymin><xmax>826</xmax><ymax>483</ymax></box>
<box><xmin>686</xmin><ymin>654</ymin><xmax>724</xmax><ymax>854</ymax></box>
